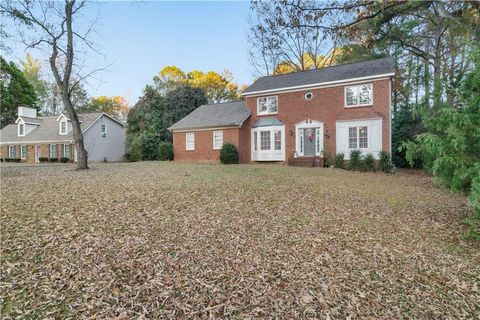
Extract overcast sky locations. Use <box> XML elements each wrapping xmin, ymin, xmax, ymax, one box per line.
<box><xmin>3</xmin><ymin>1</ymin><xmax>252</xmax><ymax>105</ymax></box>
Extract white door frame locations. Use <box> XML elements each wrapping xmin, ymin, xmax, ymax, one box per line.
<box><xmin>295</xmin><ymin>119</ymin><xmax>324</xmax><ymax>158</ymax></box>
<box><xmin>35</xmin><ymin>145</ymin><xmax>40</xmax><ymax>163</ymax></box>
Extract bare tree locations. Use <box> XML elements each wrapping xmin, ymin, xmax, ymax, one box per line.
<box><xmin>1</xmin><ymin>0</ymin><xmax>101</xmax><ymax>169</ymax></box>
<box><xmin>248</xmin><ymin>0</ymin><xmax>336</xmax><ymax>77</ymax></box>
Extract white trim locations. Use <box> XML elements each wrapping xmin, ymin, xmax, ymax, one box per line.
<box><xmin>20</xmin><ymin>145</ymin><xmax>27</xmax><ymax>159</ymax></box>
<box><xmin>212</xmin><ymin>130</ymin><xmax>223</xmax><ymax>150</ymax></box>
<box><xmin>294</xmin><ymin>119</ymin><xmax>324</xmax><ymax>158</ymax></box>
<box><xmin>59</xmin><ymin>119</ymin><xmax>68</xmax><ymax>135</ymax></box>
<box><xmin>18</xmin><ymin>122</ymin><xmax>25</xmax><ymax>137</ymax></box>
<box><xmin>256</xmin><ymin>95</ymin><xmax>278</xmax><ymax>116</ymax></box>
<box><xmin>8</xmin><ymin>145</ymin><xmax>15</xmax><ymax>158</ymax></box>
<box><xmin>35</xmin><ymin>145</ymin><xmax>40</xmax><ymax>163</ymax></box>
<box><xmin>344</xmin><ymin>83</ymin><xmax>373</xmax><ymax>108</ymax></box>
<box><xmin>388</xmin><ymin>78</ymin><xmax>392</xmax><ymax>156</ymax></box>
<box><xmin>171</xmin><ymin>125</ymin><xmax>240</xmax><ymax>133</ymax></box>
<box><xmin>242</xmin><ymin>73</ymin><xmax>395</xmax><ymax>96</ymax></box>
<box><xmin>63</xmin><ymin>144</ymin><xmax>71</xmax><ymax>159</ymax></box>
<box><xmin>336</xmin><ymin>118</ymin><xmax>383</xmax><ymax>160</ymax></box>
<box><xmin>1</xmin><ymin>139</ymin><xmax>74</xmax><ymax>145</ymax></box>
<box><xmin>185</xmin><ymin>132</ymin><xmax>195</xmax><ymax>151</ymax></box>
<box><xmin>49</xmin><ymin>144</ymin><xmax>58</xmax><ymax>158</ymax></box>
<box><xmin>56</xmin><ymin>113</ymin><xmax>68</xmax><ymax>122</ymax></box>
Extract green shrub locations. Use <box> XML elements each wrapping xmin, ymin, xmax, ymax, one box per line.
<box><xmin>219</xmin><ymin>143</ymin><xmax>239</xmax><ymax>164</ymax></box>
<box><xmin>39</xmin><ymin>157</ymin><xmax>48</xmax><ymax>162</ymax></box>
<box><xmin>13</xmin><ymin>158</ymin><xmax>21</xmax><ymax>163</ymax></box>
<box><xmin>4</xmin><ymin>158</ymin><xmax>11</xmax><ymax>162</ymax></box>
<box><xmin>349</xmin><ymin>150</ymin><xmax>363</xmax><ymax>171</ymax></box>
<box><xmin>335</xmin><ymin>153</ymin><xmax>344</xmax><ymax>169</ymax></box>
<box><xmin>158</xmin><ymin>142</ymin><xmax>174</xmax><ymax>161</ymax></box>
<box><xmin>364</xmin><ymin>153</ymin><xmax>376</xmax><ymax>172</ymax></box>
<box><xmin>379</xmin><ymin>151</ymin><xmax>394</xmax><ymax>173</ymax></box>
<box><xmin>60</xmin><ymin>157</ymin><xmax>70</xmax><ymax>163</ymax></box>
<box><xmin>49</xmin><ymin>158</ymin><xmax>58</xmax><ymax>163</ymax></box>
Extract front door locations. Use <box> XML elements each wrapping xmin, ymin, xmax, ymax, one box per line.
<box><xmin>303</xmin><ymin>128</ymin><xmax>316</xmax><ymax>156</ymax></box>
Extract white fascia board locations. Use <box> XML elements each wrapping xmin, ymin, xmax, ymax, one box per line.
<box><xmin>242</xmin><ymin>73</ymin><xmax>395</xmax><ymax>97</ymax></box>
<box><xmin>1</xmin><ymin>139</ymin><xmax>74</xmax><ymax>145</ymax></box>
<box><xmin>170</xmin><ymin>125</ymin><xmax>241</xmax><ymax>133</ymax></box>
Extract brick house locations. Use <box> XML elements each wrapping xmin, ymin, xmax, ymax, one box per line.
<box><xmin>169</xmin><ymin>58</ymin><xmax>395</xmax><ymax>165</ymax></box>
<box><xmin>0</xmin><ymin>107</ymin><xmax>125</xmax><ymax>163</ymax></box>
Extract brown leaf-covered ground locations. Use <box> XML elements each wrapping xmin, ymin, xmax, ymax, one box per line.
<box><xmin>1</xmin><ymin>162</ymin><xmax>479</xmax><ymax>319</ymax></box>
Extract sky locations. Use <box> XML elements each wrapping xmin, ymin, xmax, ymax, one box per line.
<box><xmin>3</xmin><ymin>1</ymin><xmax>253</xmax><ymax>105</ymax></box>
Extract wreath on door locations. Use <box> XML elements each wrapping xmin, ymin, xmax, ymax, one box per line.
<box><xmin>306</xmin><ymin>128</ymin><xmax>314</xmax><ymax>142</ymax></box>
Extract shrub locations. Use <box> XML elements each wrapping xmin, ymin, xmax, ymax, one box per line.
<box><xmin>335</xmin><ymin>153</ymin><xmax>344</xmax><ymax>169</ymax></box>
<box><xmin>219</xmin><ymin>143</ymin><xmax>239</xmax><ymax>164</ymax></box>
<box><xmin>49</xmin><ymin>158</ymin><xmax>58</xmax><ymax>163</ymax></box>
<box><xmin>364</xmin><ymin>153</ymin><xmax>376</xmax><ymax>172</ymax></box>
<box><xmin>4</xmin><ymin>158</ymin><xmax>11</xmax><ymax>162</ymax></box>
<box><xmin>379</xmin><ymin>151</ymin><xmax>394</xmax><ymax>173</ymax></box>
<box><xmin>39</xmin><ymin>157</ymin><xmax>48</xmax><ymax>163</ymax></box>
<box><xmin>158</xmin><ymin>142</ymin><xmax>174</xmax><ymax>161</ymax></box>
<box><xmin>60</xmin><ymin>157</ymin><xmax>70</xmax><ymax>163</ymax></box>
<box><xmin>13</xmin><ymin>158</ymin><xmax>21</xmax><ymax>163</ymax></box>
<box><xmin>349</xmin><ymin>150</ymin><xmax>363</xmax><ymax>171</ymax></box>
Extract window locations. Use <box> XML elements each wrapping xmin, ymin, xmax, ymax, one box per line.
<box><xmin>253</xmin><ymin>132</ymin><xmax>257</xmax><ymax>151</ymax></box>
<box><xmin>260</xmin><ymin>131</ymin><xmax>271</xmax><ymax>150</ymax></box>
<box><xmin>64</xmin><ymin>144</ymin><xmax>71</xmax><ymax>159</ymax></box>
<box><xmin>213</xmin><ymin>130</ymin><xmax>223</xmax><ymax>150</ymax></box>
<box><xmin>60</xmin><ymin>121</ymin><xmax>67</xmax><ymax>135</ymax></box>
<box><xmin>101</xmin><ymin>124</ymin><xmax>107</xmax><ymax>136</ymax></box>
<box><xmin>18</xmin><ymin>124</ymin><xmax>25</xmax><ymax>136</ymax></box>
<box><xmin>299</xmin><ymin>129</ymin><xmax>304</xmax><ymax>154</ymax></box>
<box><xmin>8</xmin><ymin>145</ymin><xmax>15</xmax><ymax>158</ymax></box>
<box><xmin>50</xmin><ymin>144</ymin><xmax>58</xmax><ymax>158</ymax></box>
<box><xmin>345</xmin><ymin>84</ymin><xmax>373</xmax><ymax>107</ymax></box>
<box><xmin>257</xmin><ymin>96</ymin><xmax>278</xmax><ymax>115</ymax></box>
<box><xmin>186</xmin><ymin>132</ymin><xmax>195</xmax><ymax>150</ymax></box>
<box><xmin>20</xmin><ymin>145</ymin><xmax>27</xmax><ymax>159</ymax></box>
<box><xmin>304</xmin><ymin>92</ymin><xmax>313</xmax><ymax>100</ymax></box>
<box><xmin>274</xmin><ymin>130</ymin><xmax>281</xmax><ymax>150</ymax></box>
<box><xmin>349</xmin><ymin>126</ymin><xmax>368</xmax><ymax>149</ymax></box>
<box><xmin>315</xmin><ymin>128</ymin><xmax>321</xmax><ymax>154</ymax></box>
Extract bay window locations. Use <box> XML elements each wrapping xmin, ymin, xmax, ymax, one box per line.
<box><xmin>251</xmin><ymin>125</ymin><xmax>284</xmax><ymax>161</ymax></box>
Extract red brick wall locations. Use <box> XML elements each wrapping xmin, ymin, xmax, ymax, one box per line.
<box><xmin>173</xmin><ymin>128</ymin><xmax>242</xmax><ymax>163</ymax></box>
<box><xmin>1</xmin><ymin>143</ymin><xmax>75</xmax><ymax>163</ymax></box>
<box><xmin>245</xmin><ymin>78</ymin><xmax>391</xmax><ymax>162</ymax></box>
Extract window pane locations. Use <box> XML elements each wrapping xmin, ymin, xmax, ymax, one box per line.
<box><xmin>346</xmin><ymin>87</ymin><xmax>357</xmax><ymax>106</ymax></box>
<box><xmin>19</xmin><ymin>124</ymin><xmax>24</xmax><ymax>135</ymax></box>
<box><xmin>260</xmin><ymin>131</ymin><xmax>270</xmax><ymax>150</ymax></box>
<box><xmin>268</xmin><ymin>96</ymin><xmax>278</xmax><ymax>113</ymax></box>
<box><xmin>186</xmin><ymin>132</ymin><xmax>194</xmax><ymax>150</ymax></box>
<box><xmin>349</xmin><ymin>127</ymin><xmax>357</xmax><ymax>149</ymax></box>
<box><xmin>213</xmin><ymin>131</ymin><xmax>223</xmax><ymax>149</ymax></box>
<box><xmin>359</xmin><ymin>126</ymin><xmax>368</xmax><ymax>148</ymax></box>
<box><xmin>257</xmin><ymin>97</ymin><xmax>267</xmax><ymax>113</ymax></box>
<box><xmin>61</xmin><ymin>122</ymin><xmax>66</xmax><ymax>133</ymax></box>
<box><xmin>253</xmin><ymin>132</ymin><xmax>257</xmax><ymax>151</ymax></box>
<box><xmin>274</xmin><ymin>130</ymin><xmax>281</xmax><ymax>150</ymax></box>
<box><xmin>315</xmin><ymin>129</ymin><xmax>321</xmax><ymax>154</ymax></box>
<box><xmin>299</xmin><ymin>129</ymin><xmax>304</xmax><ymax>154</ymax></box>
<box><xmin>359</xmin><ymin>84</ymin><xmax>372</xmax><ymax>105</ymax></box>
<box><xmin>65</xmin><ymin>145</ymin><xmax>71</xmax><ymax>158</ymax></box>
<box><xmin>21</xmin><ymin>146</ymin><xmax>27</xmax><ymax>159</ymax></box>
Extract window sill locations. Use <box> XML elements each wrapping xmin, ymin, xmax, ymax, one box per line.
<box><xmin>256</xmin><ymin>112</ymin><xmax>279</xmax><ymax>116</ymax></box>
<box><xmin>344</xmin><ymin>104</ymin><xmax>373</xmax><ymax>108</ymax></box>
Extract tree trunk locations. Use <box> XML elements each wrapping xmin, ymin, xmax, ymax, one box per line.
<box><xmin>63</xmin><ymin>95</ymin><xmax>88</xmax><ymax>169</ymax></box>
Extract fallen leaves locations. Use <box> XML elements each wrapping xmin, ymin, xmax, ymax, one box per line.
<box><xmin>0</xmin><ymin>162</ymin><xmax>479</xmax><ymax>318</ymax></box>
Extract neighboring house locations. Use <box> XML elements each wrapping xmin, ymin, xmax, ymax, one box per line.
<box><xmin>169</xmin><ymin>58</ymin><xmax>395</xmax><ymax>165</ymax></box>
<box><xmin>0</xmin><ymin>107</ymin><xmax>125</xmax><ymax>163</ymax></box>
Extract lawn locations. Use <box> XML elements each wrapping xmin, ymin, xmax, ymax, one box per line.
<box><xmin>1</xmin><ymin>162</ymin><xmax>479</xmax><ymax>318</ymax></box>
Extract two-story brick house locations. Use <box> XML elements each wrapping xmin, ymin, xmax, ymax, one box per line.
<box><xmin>169</xmin><ymin>58</ymin><xmax>395</xmax><ymax>165</ymax></box>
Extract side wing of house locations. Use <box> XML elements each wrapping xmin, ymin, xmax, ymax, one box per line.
<box><xmin>83</xmin><ymin>115</ymin><xmax>125</xmax><ymax>161</ymax></box>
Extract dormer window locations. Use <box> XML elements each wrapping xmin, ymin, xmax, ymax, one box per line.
<box><xmin>60</xmin><ymin>121</ymin><xmax>67</xmax><ymax>135</ymax></box>
<box><xmin>18</xmin><ymin>123</ymin><xmax>25</xmax><ymax>136</ymax></box>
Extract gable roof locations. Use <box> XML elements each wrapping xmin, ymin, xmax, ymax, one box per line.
<box><xmin>243</xmin><ymin>57</ymin><xmax>395</xmax><ymax>95</ymax></box>
<box><xmin>168</xmin><ymin>101</ymin><xmax>251</xmax><ymax>131</ymax></box>
<box><xmin>0</xmin><ymin>112</ymin><xmax>114</xmax><ymax>144</ymax></box>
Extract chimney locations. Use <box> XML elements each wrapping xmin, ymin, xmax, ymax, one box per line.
<box><xmin>18</xmin><ymin>106</ymin><xmax>37</xmax><ymax>118</ymax></box>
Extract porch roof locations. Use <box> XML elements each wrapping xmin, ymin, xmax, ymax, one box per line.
<box><xmin>252</xmin><ymin>117</ymin><xmax>283</xmax><ymax>128</ymax></box>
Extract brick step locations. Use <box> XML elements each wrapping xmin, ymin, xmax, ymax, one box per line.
<box><xmin>288</xmin><ymin>157</ymin><xmax>323</xmax><ymax>167</ymax></box>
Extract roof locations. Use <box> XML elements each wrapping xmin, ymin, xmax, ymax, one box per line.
<box><xmin>0</xmin><ymin>112</ymin><xmax>107</xmax><ymax>144</ymax></box>
<box><xmin>252</xmin><ymin>117</ymin><xmax>283</xmax><ymax>128</ymax></box>
<box><xmin>18</xmin><ymin>116</ymin><xmax>43</xmax><ymax>125</ymax></box>
<box><xmin>168</xmin><ymin>101</ymin><xmax>251</xmax><ymax>131</ymax></box>
<box><xmin>243</xmin><ymin>57</ymin><xmax>395</xmax><ymax>95</ymax></box>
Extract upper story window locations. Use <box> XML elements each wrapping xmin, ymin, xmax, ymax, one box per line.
<box><xmin>257</xmin><ymin>96</ymin><xmax>278</xmax><ymax>115</ymax></box>
<box><xmin>60</xmin><ymin>121</ymin><xmax>67</xmax><ymax>135</ymax></box>
<box><xmin>186</xmin><ymin>132</ymin><xmax>195</xmax><ymax>150</ymax></box>
<box><xmin>18</xmin><ymin>123</ymin><xmax>25</xmax><ymax>136</ymax></box>
<box><xmin>101</xmin><ymin>124</ymin><xmax>107</xmax><ymax>136</ymax></box>
<box><xmin>345</xmin><ymin>83</ymin><xmax>373</xmax><ymax>107</ymax></box>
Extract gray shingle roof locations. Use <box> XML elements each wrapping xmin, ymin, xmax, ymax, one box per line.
<box><xmin>0</xmin><ymin>112</ymin><xmax>104</xmax><ymax>144</ymax></box>
<box><xmin>243</xmin><ymin>58</ymin><xmax>395</xmax><ymax>94</ymax></box>
<box><xmin>168</xmin><ymin>101</ymin><xmax>251</xmax><ymax>131</ymax></box>
<box><xmin>252</xmin><ymin>117</ymin><xmax>283</xmax><ymax>128</ymax></box>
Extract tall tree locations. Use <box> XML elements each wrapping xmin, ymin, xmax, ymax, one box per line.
<box><xmin>2</xmin><ymin>0</ymin><xmax>102</xmax><ymax>169</ymax></box>
<box><xmin>0</xmin><ymin>56</ymin><xmax>38</xmax><ymax>128</ymax></box>
<box><xmin>81</xmin><ymin>96</ymin><xmax>129</xmax><ymax>122</ymax></box>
